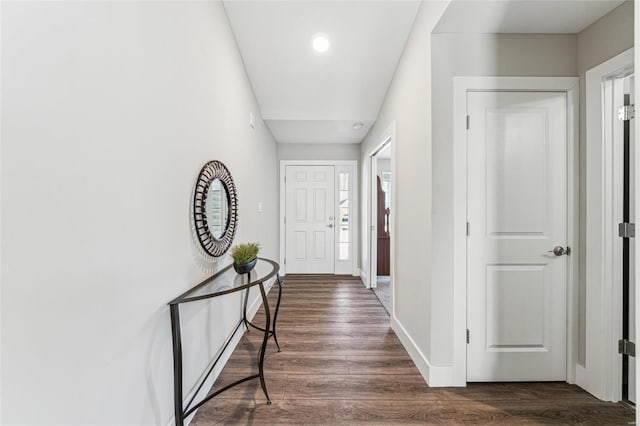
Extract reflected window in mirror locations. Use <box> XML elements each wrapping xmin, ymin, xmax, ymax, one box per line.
<box><xmin>193</xmin><ymin>161</ymin><xmax>238</xmax><ymax>257</ymax></box>
<box><xmin>207</xmin><ymin>178</ymin><xmax>229</xmax><ymax>239</ymax></box>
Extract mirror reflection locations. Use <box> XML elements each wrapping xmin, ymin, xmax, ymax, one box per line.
<box><xmin>206</xmin><ymin>179</ymin><xmax>229</xmax><ymax>240</ymax></box>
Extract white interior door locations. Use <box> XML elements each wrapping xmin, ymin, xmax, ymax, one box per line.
<box><xmin>285</xmin><ymin>165</ymin><xmax>335</xmax><ymax>274</ymax></box>
<box><xmin>467</xmin><ymin>91</ymin><xmax>568</xmax><ymax>381</ymax></box>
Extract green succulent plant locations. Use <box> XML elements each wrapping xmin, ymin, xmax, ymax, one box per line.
<box><xmin>230</xmin><ymin>242</ymin><xmax>260</xmax><ymax>265</ymax></box>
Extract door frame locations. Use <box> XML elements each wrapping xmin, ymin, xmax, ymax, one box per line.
<box><xmin>369</xmin><ymin>154</ymin><xmax>379</xmax><ymax>288</ymax></box>
<box><xmin>583</xmin><ymin>48</ymin><xmax>634</xmax><ymax>402</ymax></box>
<box><xmin>362</xmin><ymin>122</ymin><xmax>395</xmax><ymax>298</ymax></box>
<box><xmin>368</xmin><ymin>139</ymin><xmax>392</xmax><ymax>289</ymax></box>
<box><xmin>452</xmin><ymin>77</ymin><xmax>579</xmax><ymax>387</ymax></box>
<box><xmin>279</xmin><ymin>160</ymin><xmax>359</xmax><ymax>277</ymax></box>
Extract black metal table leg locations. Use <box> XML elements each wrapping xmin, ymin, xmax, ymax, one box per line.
<box><xmin>243</xmin><ymin>275</ymin><xmax>282</xmax><ymax>348</ymax></box>
<box><xmin>257</xmin><ymin>282</ymin><xmax>272</xmax><ymax>404</ymax></box>
<box><xmin>271</xmin><ymin>274</ymin><xmax>283</xmax><ymax>352</ymax></box>
<box><xmin>168</xmin><ymin>258</ymin><xmax>281</xmax><ymax>422</ymax></box>
<box><xmin>242</xmin><ymin>273</ymin><xmax>250</xmax><ymax>331</ymax></box>
<box><xmin>170</xmin><ymin>305</ymin><xmax>184</xmax><ymax>426</ymax></box>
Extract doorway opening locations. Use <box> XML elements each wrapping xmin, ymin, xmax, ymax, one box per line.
<box><xmin>279</xmin><ymin>160</ymin><xmax>359</xmax><ymax>276</ymax></box>
<box><xmin>583</xmin><ymin>48</ymin><xmax>635</xmax><ymax>402</ymax></box>
<box><xmin>466</xmin><ymin>90</ymin><xmax>569</xmax><ymax>381</ymax></box>
<box><xmin>452</xmin><ymin>77</ymin><xmax>579</xmax><ymax>387</ymax></box>
<box><xmin>370</xmin><ymin>141</ymin><xmax>392</xmax><ymax>314</ymax></box>
<box><xmin>603</xmin><ymin>72</ymin><xmax>636</xmax><ymax>405</ymax></box>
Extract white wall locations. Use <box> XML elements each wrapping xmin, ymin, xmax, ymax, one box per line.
<box><xmin>577</xmin><ymin>0</ymin><xmax>634</xmax><ymax>366</ymax></box>
<box><xmin>360</xmin><ymin>0</ymin><xmax>450</xmax><ymax>382</ymax></box>
<box><xmin>277</xmin><ymin>143</ymin><xmax>360</xmax><ymax>162</ymax></box>
<box><xmin>1</xmin><ymin>2</ymin><xmax>278</xmax><ymax>424</ymax></box>
<box><xmin>430</xmin><ymin>33</ymin><xmax>577</xmax><ymax>366</ymax></box>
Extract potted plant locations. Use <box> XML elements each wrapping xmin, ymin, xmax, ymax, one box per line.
<box><xmin>230</xmin><ymin>242</ymin><xmax>260</xmax><ymax>274</ymax></box>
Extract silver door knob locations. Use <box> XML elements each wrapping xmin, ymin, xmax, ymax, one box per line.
<box><xmin>548</xmin><ymin>246</ymin><xmax>569</xmax><ymax>256</ymax></box>
<box><xmin>326</xmin><ymin>224</ymin><xmax>333</xmax><ymax>228</ymax></box>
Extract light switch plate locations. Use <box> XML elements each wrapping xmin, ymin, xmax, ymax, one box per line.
<box><xmin>249</xmin><ymin>113</ymin><xmax>256</xmax><ymax>129</ymax></box>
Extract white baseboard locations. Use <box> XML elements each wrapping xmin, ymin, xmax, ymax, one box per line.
<box><xmin>359</xmin><ymin>268</ymin><xmax>368</xmax><ymax>287</ymax></box>
<box><xmin>574</xmin><ymin>363</ymin><xmax>608</xmax><ymax>401</ymax></box>
<box><xmin>168</xmin><ymin>278</ymin><xmax>276</xmax><ymax>426</ymax></box>
<box><xmin>391</xmin><ymin>315</ymin><xmax>460</xmax><ymax>387</ymax></box>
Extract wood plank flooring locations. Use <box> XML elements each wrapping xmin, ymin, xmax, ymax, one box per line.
<box><xmin>191</xmin><ymin>275</ymin><xmax>635</xmax><ymax>425</ymax></box>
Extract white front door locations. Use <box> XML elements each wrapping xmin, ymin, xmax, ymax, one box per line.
<box><xmin>285</xmin><ymin>165</ymin><xmax>335</xmax><ymax>273</ymax></box>
<box><xmin>467</xmin><ymin>91</ymin><xmax>568</xmax><ymax>381</ymax></box>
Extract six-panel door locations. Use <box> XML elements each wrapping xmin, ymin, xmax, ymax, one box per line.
<box><xmin>285</xmin><ymin>165</ymin><xmax>336</xmax><ymax>273</ymax></box>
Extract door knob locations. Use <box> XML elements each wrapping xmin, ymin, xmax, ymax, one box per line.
<box><xmin>548</xmin><ymin>246</ymin><xmax>569</xmax><ymax>256</ymax></box>
<box><xmin>326</xmin><ymin>224</ymin><xmax>334</xmax><ymax>228</ymax></box>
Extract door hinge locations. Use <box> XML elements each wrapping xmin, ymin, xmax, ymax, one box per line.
<box><xmin>618</xmin><ymin>105</ymin><xmax>635</xmax><ymax>121</ymax></box>
<box><xmin>466</xmin><ymin>329</ymin><xmax>470</xmax><ymax>344</ymax></box>
<box><xmin>619</xmin><ymin>339</ymin><xmax>636</xmax><ymax>357</ymax></box>
<box><xmin>619</xmin><ymin>222</ymin><xmax>635</xmax><ymax>238</ymax></box>
<box><xmin>466</xmin><ymin>115</ymin><xmax>470</xmax><ymax>130</ymax></box>
<box><xmin>466</xmin><ymin>222</ymin><xmax>470</xmax><ymax>236</ymax></box>
<box><xmin>284</xmin><ymin>216</ymin><xmax>286</xmax><ymax>225</ymax></box>
<box><xmin>284</xmin><ymin>258</ymin><xmax>286</xmax><ymax>266</ymax></box>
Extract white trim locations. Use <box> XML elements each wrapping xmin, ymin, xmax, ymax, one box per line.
<box><xmin>567</xmin><ymin>78</ymin><xmax>580</xmax><ymax>386</ymax></box>
<box><xmin>635</xmin><ymin>17</ymin><xmax>640</xmax><ymax>423</ymax></box>
<box><xmin>362</xmin><ymin>122</ymin><xmax>395</xmax><ymax>307</ymax></box>
<box><xmin>279</xmin><ymin>160</ymin><xmax>359</xmax><ymax>276</ymax></box>
<box><xmin>584</xmin><ymin>48</ymin><xmax>634</xmax><ymax>401</ymax></box>
<box><xmin>370</xmin><ymin>155</ymin><xmax>378</xmax><ymax>287</ymax></box>
<box><xmin>359</xmin><ymin>268</ymin><xmax>367</xmax><ymax>284</ymax></box>
<box><xmin>391</xmin><ymin>315</ymin><xmax>454</xmax><ymax>387</ymax></box>
<box><xmin>453</xmin><ymin>76</ymin><xmax>579</xmax><ymax>388</ymax></box>
<box><xmin>389</xmin><ymin>128</ymin><xmax>396</xmax><ymax>317</ymax></box>
<box><xmin>0</xmin><ymin>0</ymin><xmax>3</xmax><ymax>420</ymax></box>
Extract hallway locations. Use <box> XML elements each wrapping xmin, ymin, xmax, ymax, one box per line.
<box><xmin>191</xmin><ymin>276</ymin><xmax>634</xmax><ymax>425</ymax></box>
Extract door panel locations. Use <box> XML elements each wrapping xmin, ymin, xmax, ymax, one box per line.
<box><xmin>295</xmin><ymin>189</ymin><xmax>306</xmax><ymax>222</ymax></box>
<box><xmin>486</xmin><ymin>109</ymin><xmax>547</xmax><ymax>235</ymax></box>
<box><xmin>285</xmin><ymin>165</ymin><xmax>335</xmax><ymax>273</ymax></box>
<box><xmin>313</xmin><ymin>189</ymin><xmax>326</xmax><ymax>222</ymax></box>
<box><xmin>294</xmin><ymin>231</ymin><xmax>306</xmax><ymax>259</ymax></box>
<box><xmin>467</xmin><ymin>91</ymin><xmax>567</xmax><ymax>382</ymax></box>
<box><xmin>486</xmin><ymin>265</ymin><xmax>546</xmax><ymax>349</ymax></box>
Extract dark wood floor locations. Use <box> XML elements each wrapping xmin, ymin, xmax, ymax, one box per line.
<box><xmin>191</xmin><ymin>275</ymin><xmax>635</xmax><ymax>425</ymax></box>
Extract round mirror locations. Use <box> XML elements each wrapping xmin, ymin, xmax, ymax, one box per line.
<box><xmin>206</xmin><ymin>178</ymin><xmax>229</xmax><ymax>240</ymax></box>
<box><xmin>193</xmin><ymin>161</ymin><xmax>238</xmax><ymax>257</ymax></box>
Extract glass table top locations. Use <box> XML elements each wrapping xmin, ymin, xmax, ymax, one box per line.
<box><xmin>168</xmin><ymin>257</ymin><xmax>279</xmax><ymax>305</ymax></box>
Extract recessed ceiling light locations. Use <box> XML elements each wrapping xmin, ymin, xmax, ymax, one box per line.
<box><xmin>312</xmin><ymin>34</ymin><xmax>330</xmax><ymax>53</ymax></box>
<box><xmin>353</xmin><ymin>122</ymin><xmax>364</xmax><ymax>130</ymax></box>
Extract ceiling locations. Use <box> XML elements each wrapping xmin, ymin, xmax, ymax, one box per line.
<box><xmin>433</xmin><ymin>0</ymin><xmax>626</xmax><ymax>33</ymax></box>
<box><xmin>225</xmin><ymin>0</ymin><xmax>626</xmax><ymax>145</ymax></box>
<box><xmin>223</xmin><ymin>0</ymin><xmax>422</xmax><ymax>144</ymax></box>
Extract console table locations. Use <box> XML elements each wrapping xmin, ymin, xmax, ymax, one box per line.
<box><xmin>167</xmin><ymin>257</ymin><xmax>282</xmax><ymax>426</ymax></box>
